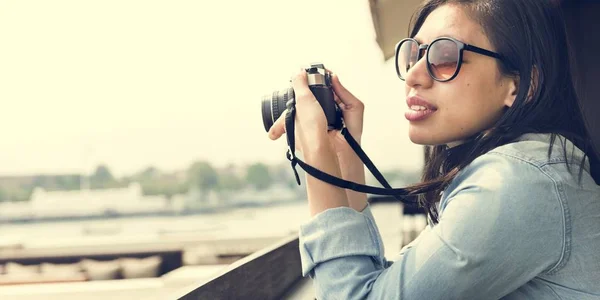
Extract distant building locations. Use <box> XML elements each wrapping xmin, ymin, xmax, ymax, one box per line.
<box><xmin>0</xmin><ymin>183</ymin><xmax>169</xmax><ymax>221</ymax></box>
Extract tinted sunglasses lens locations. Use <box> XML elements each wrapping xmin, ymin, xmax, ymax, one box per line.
<box><xmin>397</xmin><ymin>40</ymin><xmax>419</xmax><ymax>80</ymax></box>
<box><xmin>428</xmin><ymin>39</ymin><xmax>459</xmax><ymax>80</ymax></box>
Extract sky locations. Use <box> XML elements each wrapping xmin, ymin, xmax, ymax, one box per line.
<box><xmin>0</xmin><ymin>0</ymin><xmax>424</xmax><ymax>177</ymax></box>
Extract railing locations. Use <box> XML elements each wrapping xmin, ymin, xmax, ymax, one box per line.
<box><xmin>172</xmin><ymin>200</ymin><xmax>428</xmax><ymax>300</ymax></box>
<box><xmin>173</xmin><ymin>234</ymin><xmax>306</xmax><ymax>300</ymax></box>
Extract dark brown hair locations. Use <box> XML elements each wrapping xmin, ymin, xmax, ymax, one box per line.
<box><xmin>403</xmin><ymin>0</ymin><xmax>599</xmax><ymax>224</ymax></box>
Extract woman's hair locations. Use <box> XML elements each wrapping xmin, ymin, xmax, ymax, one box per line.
<box><xmin>403</xmin><ymin>0</ymin><xmax>600</xmax><ymax>224</ymax></box>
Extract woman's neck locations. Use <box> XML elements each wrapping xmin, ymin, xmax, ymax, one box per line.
<box><xmin>446</xmin><ymin>140</ymin><xmax>466</xmax><ymax>148</ymax></box>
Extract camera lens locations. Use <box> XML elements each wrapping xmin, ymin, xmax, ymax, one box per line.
<box><xmin>261</xmin><ymin>87</ymin><xmax>294</xmax><ymax>132</ymax></box>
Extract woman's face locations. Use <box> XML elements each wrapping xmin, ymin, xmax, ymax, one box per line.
<box><xmin>404</xmin><ymin>4</ymin><xmax>517</xmax><ymax>147</ymax></box>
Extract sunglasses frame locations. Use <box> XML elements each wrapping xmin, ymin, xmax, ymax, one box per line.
<box><xmin>395</xmin><ymin>37</ymin><xmax>504</xmax><ymax>82</ymax></box>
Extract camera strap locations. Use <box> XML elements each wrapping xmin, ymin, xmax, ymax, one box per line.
<box><xmin>284</xmin><ymin>102</ymin><xmax>423</xmax><ymax>204</ymax></box>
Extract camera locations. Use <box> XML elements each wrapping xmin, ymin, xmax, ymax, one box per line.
<box><xmin>261</xmin><ymin>63</ymin><xmax>343</xmax><ymax>132</ymax></box>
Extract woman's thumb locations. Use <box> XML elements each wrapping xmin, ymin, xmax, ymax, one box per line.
<box><xmin>330</xmin><ymin>73</ymin><xmax>359</xmax><ymax>105</ymax></box>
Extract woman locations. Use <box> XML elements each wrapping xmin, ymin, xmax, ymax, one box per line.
<box><xmin>268</xmin><ymin>0</ymin><xmax>600</xmax><ymax>299</ymax></box>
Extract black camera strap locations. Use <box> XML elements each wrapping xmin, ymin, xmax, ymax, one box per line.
<box><xmin>284</xmin><ymin>102</ymin><xmax>424</xmax><ymax>204</ymax></box>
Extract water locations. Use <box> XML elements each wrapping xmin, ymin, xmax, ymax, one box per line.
<box><xmin>0</xmin><ymin>201</ymin><xmax>311</xmax><ymax>252</ymax></box>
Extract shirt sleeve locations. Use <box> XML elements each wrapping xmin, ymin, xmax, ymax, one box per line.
<box><xmin>358</xmin><ymin>203</ymin><xmax>396</xmax><ymax>268</ymax></box>
<box><xmin>298</xmin><ymin>152</ymin><xmax>566</xmax><ymax>300</ymax></box>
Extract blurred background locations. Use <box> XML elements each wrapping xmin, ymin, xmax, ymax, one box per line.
<box><xmin>1</xmin><ymin>0</ymin><xmax>599</xmax><ymax>299</ymax></box>
<box><xmin>0</xmin><ymin>0</ymin><xmax>425</xmax><ymax>299</ymax></box>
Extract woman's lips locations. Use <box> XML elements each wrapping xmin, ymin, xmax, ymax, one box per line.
<box><xmin>405</xmin><ymin>108</ymin><xmax>436</xmax><ymax>121</ymax></box>
<box><xmin>405</xmin><ymin>96</ymin><xmax>437</xmax><ymax>122</ymax></box>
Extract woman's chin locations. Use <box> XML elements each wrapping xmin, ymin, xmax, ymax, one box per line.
<box><xmin>408</xmin><ymin>126</ymin><xmax>471</xmax><ymax>147</ymax></box>
<box><xmin>408</xmin><ymin>127</ymin><xmax>438</xmax><ymax>146</ymax></box>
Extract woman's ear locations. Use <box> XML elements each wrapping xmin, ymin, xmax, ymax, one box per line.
<box><xmin>503</xmin><ymin>75</ymin><xmax>519</xmax><ymax>108</ymax></box>
<box><xmin>504</xmin><ymin>66</ymin><xmax>539</xmax><ymax>108</ymax></box>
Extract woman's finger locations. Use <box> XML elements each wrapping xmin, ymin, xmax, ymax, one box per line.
<box><xmin>333</xmin><ymin>93</ymin><xmax>346</xmax><ymax>109</ymax></box>
<box><xmin>268</xmin><ymin>109</ymin><xmax>288</xmax><ymax>140</ymax></box>
<box><xmin>330</xmin><ymin>73</ymin><xmax>362</xmax><ymax>108</ymax></box>
<box><xmin>290</xmin><ymin>69</ymin><xmax>316</xmax><ymax>105</ymax></box>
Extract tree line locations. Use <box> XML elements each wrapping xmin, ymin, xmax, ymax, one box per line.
<box><xmin>0</xmin><ymin>160</ymin><xmax>420</xmax><ymax>203</ymax></box>
<box><xmin>0</xmin><ymin>161</ymin><xmax>303</xmax><ymax>202</ymax></box>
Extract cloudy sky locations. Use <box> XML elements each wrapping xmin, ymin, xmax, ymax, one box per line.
<box><xmin>0</xmin><ymin>0</ymin><xmax>423</xmax><ymax>177</ymax></box>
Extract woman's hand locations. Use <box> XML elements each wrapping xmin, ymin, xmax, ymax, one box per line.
<box><xmin>267</xmin><ymin>69</ymin><xmax>365</xmax><ymax>157</ymax></box>
<box><xmin>267</xmin><ymin>69</ymin><xmax>331</xmax><ymax>156</ymax></box>
<box><xmin>327</xmin><ymin>71</ymin><xmax>365</xmax><ymax>156</ymax></box>
<box><xmin>267</xmin><ymin>69</ymin><xmax>367</xmax><ymax>212</ymax></box>
<box><xmin>326</xmin><ymin>72</ymin><xmax>368</xmax><ymax>212</ymax></box>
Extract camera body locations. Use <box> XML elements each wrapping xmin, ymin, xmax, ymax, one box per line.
<box><xmin>261</xmin><ymin>63</ymin><xmax>343</xmax><ymax>132</ymax></box>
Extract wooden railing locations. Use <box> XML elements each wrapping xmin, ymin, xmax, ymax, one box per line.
<box><xmin>173</xmin><ymin>234</ymin><xmax>305</xmax><ymax>300</ymax></box>
<box><xmin>171</xmin><ymin>200</ymin><xmax>427</xmax><ymax>300</ymax></box>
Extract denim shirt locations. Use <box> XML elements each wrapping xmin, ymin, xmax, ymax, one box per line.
<box><xmin>299</xmin><ymin>133</ymin><xmax>600</xmax><ymax>300</ymax></box>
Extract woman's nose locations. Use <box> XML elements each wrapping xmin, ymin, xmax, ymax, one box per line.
<box><xmin>404</xmin><ymin>56</ymin><xmax>434</xmax><ymax>89</ymax></box>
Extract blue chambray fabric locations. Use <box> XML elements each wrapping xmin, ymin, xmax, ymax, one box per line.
<box><xmin>299</xmin><ymin>133</ymin><xmax>600</xmax><ymax>300</ymax></box>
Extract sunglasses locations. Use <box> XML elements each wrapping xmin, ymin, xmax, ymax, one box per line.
<box><xmin>395</xmin><ymin>37</ymin><xmax>504</xmax><ymax>82</ymax></box>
